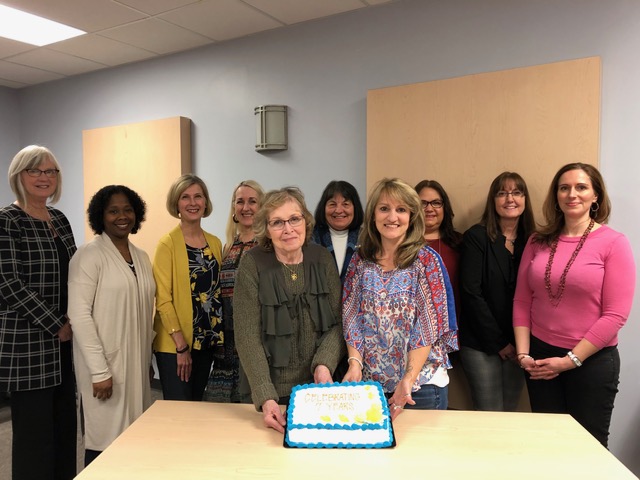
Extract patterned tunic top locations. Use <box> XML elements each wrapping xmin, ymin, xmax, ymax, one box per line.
<box><xmin>187</xmin><ymin>244</ymin><xmax>222</xmax><ymax>350</ymax></box>
<box><xmin>342</xmin><ymin>246</ymin><xmax>458</xmax><ymax>393</ymax></box>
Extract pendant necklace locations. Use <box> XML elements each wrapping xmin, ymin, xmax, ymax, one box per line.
<box><xmin>544</xmin><ymin>218</ymin><xmax>594</xmax><ymax>306</ymax></box>
<box><xmin>281</xmin><ymin>262</ymin><xmax>299</xmax><ymax>281</ymax></box>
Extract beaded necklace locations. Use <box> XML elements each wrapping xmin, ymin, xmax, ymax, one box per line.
<box><xmin>544</xmin><ymin>218</ymin><xmax>594</xmax><ymax>306</ymax></box>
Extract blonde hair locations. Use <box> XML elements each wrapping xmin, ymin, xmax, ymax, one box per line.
<box><xmin>359</xmin><ymin>178</ymin><xmax>426</xmax><ymax>269</ymax></box>
<box><xmin>8</xmin><ymin>145</ymin><xmax>62</xmax><ymax>207</ymax></box>
<box><xmin>223</xmin><ymin>180</ymin><xmax>264</xmax><ymax>257</ymax></box>
<box><xmin>165</xmin><ymin>174</ymin><xmax>212</xmax><ymax>219</ymax></box>
<box><xmin>253</xmin><ymin>187</ymin><xmax>314</xmax><ymax>250</ymax></box>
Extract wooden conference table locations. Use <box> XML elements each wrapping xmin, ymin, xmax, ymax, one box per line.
<box><xmin>75</xmin><ymin>400</ymin><xmax>636</xmax><ymax>479</ymax></box>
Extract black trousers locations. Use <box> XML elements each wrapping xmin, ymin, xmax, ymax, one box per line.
<box><xmin>10</xmin><ymin>341</ymin><xmax>77</xmax><ymax>480</ymax></box>
<box><xmin>155</xmin><ymin>349</ymin><xmax>214</xmax><ymax>401</ymax></box>
<box><xmin>526</xmin><ymin>335</ymin><xmax>620</xmax><ymax>448</ymax></box>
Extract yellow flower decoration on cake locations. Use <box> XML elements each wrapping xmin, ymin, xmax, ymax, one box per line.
<box><xmin>320</xmin><ymin>415</ymin><xmax>331</xmax><ymax>423</ymax></box>
<box><xmin>365</xmin><ymin>404</ymin><xmax>383</xmax><ymax>423</ymax></box>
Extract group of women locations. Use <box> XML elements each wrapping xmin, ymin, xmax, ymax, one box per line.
<box><xmin>0</xmin><ymin>145</ymin><xmax>633</xmax><ymax>479</ymax></box>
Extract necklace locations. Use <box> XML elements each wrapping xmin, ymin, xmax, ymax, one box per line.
<box><xmin>281</xmin><ymin>262</ymin><xmax>299</xmax><ymax>281</ymax></box>
<box><xmin>544</xmin><ymin>218</ymin><xmax>594</xmax><ymax>306</ymax></box>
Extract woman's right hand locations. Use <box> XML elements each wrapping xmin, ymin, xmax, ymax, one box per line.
<box><xmin>172</xmin><ymin>331</ymin><xmax>192</xmax><ymax>381</ymax></box>
<box><xmin>262</xmin><ymin>399</ymin><xmax>286</xmax><ymax>433</ymax></box>
<box><xmin>57</xmin><ymin>321</ymin><xmax>72</xmax><ymax>342</ymax></box>
<box><xmin>342</xmin><ymin>362</ymin><xmax>363</xmax><ymax>383</ymax></box>
<box><xmin>93</xmin><ymin>377</ymin><xmax>113</xmax><ymax>400</ymax></box>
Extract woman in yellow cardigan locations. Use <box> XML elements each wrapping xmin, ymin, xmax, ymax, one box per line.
<box><xmin>153</xmin><ymin>174</ymin><xmax>223</xmax><ymax>401</ymax></box>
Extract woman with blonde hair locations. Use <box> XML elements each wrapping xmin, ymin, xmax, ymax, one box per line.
<box><xmin>342</xmin><ymin>178</ymin><xmax>458</xmax><ymax>417</ymax></box>
<box><xmin>205</xmin><ymin>180</ymin><xmax>264</xmax><ymax>403</ymax></box>
<box><xmin>234</xmin><ymin>187</ymin><xmax>345</xmax><ymax>432</ymax></box>
<box><xmin>153</xmin><ymin>174</ymin><xmax>222</xmax><ymax>401</ymax></box>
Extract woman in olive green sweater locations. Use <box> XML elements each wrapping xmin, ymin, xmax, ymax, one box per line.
<box><xmin>234</xmin><ymin>187</ymin><xmax>345</xmax><ymax>433</ymax></box>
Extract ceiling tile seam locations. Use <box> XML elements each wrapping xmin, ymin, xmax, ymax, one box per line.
<box><xmin>237</xmin><ymin>0</ymin><xmax>289</xmax><ymax>26</ymax></box>
<box><xmin>2</xmin><ymin>50</ymin><xmax>111</xmax><ymax>69</ymax></box>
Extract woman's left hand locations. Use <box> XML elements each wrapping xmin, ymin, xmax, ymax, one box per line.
<box><xmin>262</xmin><ymin>399</ymin><xmax>286</xmax><ymax>433</ymax></box>
<box><xmin>313</xmin><ymin>365</ymin><xmax>333</xmax><ymax>384</ymax></box>
<box><xmin>388</xmin><ymin>379</ymin><xmax>415</xmax><ymax>421</ymax></box>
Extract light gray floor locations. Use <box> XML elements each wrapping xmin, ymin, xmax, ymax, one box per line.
<box><xmin>0</xmin><ymin>388</ymin><xmax>163</xmax><ymax>480</ymax></box>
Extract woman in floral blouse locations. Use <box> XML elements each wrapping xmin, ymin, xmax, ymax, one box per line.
<box><xmin>153</xmin><ymin>174</ymin><xmax>222</xmax><ymax>401</ymax></box>
<box><xmin>342</xmin><ymin>178</ymin><xmax>458</xmax><ymax>418</ymax></box>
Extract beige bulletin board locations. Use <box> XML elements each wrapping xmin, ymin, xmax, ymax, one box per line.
<box><xmin>367</xmin><ymin>57</ymin><xmax>601</xmax><ymax>232</ymax></box>
<box><xmin>82</xmin><ymin>116</ymin><xmax>192</xmax><ymax>257</ymax></box>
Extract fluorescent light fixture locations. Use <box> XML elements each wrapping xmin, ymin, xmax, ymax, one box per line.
<box><xmin>0</xmin><ymin>5</ymin><xmax>85</xmax><ymax>46</ymax></box>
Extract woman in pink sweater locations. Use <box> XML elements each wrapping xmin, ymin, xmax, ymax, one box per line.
<box><xmin>513</xmin><ymin>163</ymin><xmax>635</xmax><ymax>447</ymax></box>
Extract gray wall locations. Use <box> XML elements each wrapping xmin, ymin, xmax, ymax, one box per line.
<box><xmin>0</xmin><ymin>87</ymin><xmax>20</xmax><ymax>206</ymax></box>
<box><xmin>3</xmin><ymin>0</ymin><xmax>640</xmax><ymax>473</ymax></box>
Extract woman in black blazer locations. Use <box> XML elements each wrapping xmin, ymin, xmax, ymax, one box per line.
<box><xmin>459</xmin><ymin>172</ymin><xmax>535</xmax><ymax>411</ymax></box>
<box><xmin>0</xmin><ymin>146</ymin><xmax>77</xmax><ymax>479</ymax></box>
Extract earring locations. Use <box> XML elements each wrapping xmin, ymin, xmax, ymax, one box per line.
<box><xmin>232</xmin><ymin>214</ymin><xmax>239</xmax><ymax>224</ymax></box>
<box><xmin>590</xmin><ymin>202</ymin><xmax>600</xmax><ymax>213</ymax></box>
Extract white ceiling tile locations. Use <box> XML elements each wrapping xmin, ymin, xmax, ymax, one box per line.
<box><xmin>99</xmin><ymin>18</ymin><xmax>213</xmax><ymax>55</ymax></box>
<box><xmin>6</xmin><ymin>48</ymin><xmax>107</xmax><ymax>76</ymax></box>
<box><xmin>115</xmin><ymin>0</ymin><xmax>201</xmax><ymax>16</ymax></box>
<box><xmin>0</xmin><ymin>38</ymin><xmax>35</xmax><ymax>59</ymax></box>
<box><xmin>0</xmin><ymin>77</ymin><xmax>28</xmax><ymax>88</ymax></box>
<box><xmin>243</xmin><ymin>0</ymin><xmax>365</xmax><ymax>25</ymax></box>
<box><xmin>0</xmin><ymin>60</ymin><xmax>64</xmax><ymax>85</ymax></box>
<box><xmin>48</xmin><ymin>34</ymin><xmax>157</xmax><ymax>66</ymax></box>
<box><xmin>0</xmin><ymin>0</ymin><xmax>147</xmax><ymax>32</ymax></box>
<box><xmin>160</xmin><ymin>0</ymin><xmax>283</xmax><ymax>41</ymax></box>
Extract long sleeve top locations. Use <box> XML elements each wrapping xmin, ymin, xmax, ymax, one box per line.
<box><xmin>342</xmin><ymin>246</ymin><xmax>458</xmax><ymax>393</ymax></box>
<box><xmin>459</xmin><ymin>224</ymin><xmax>526</xmax><ymax>354</ymax></box>
<box><xmin>153</xmin><ymin>225</ymin><xmax>222</xmax><ymax>353</ymax></box>
<box><xmin>234</xmin><ymin>244</ymin><xmax>345</xmax><ymax>410</ymax></box>
<box><xmin>513</xmin><ymin>225</ymin><xmax>635</xmax><ymax>349</ymax></box>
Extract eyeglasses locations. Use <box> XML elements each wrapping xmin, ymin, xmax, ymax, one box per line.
<box><xmin>421</xmin><ymin>200</ymin><xmax>444</xmax><ymax>209</ymax></box>
<box><xmin>495</xmin><ymin>190</ymin><xmax>524</xmax><ymax>198</ymax></box>
<box><xmin>24</xmin><ymin>168</ymin><xmax>59</xmax><ymax>178</ymax></box>
<box><xmin>268</xmin><ymin>215</ymin><xmax>304</xmax><ymax>230</ymax></box>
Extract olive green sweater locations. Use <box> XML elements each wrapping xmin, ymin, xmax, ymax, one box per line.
<box><xmin>234</xmin><ymin>245</ymin><xmax>346</xmax><ymax>410</ymax></box>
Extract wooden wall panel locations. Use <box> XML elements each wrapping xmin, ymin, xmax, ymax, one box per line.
<box><xmin>367</xmin><ymin>57</ymin><xmax>601</xmax><ymax>232</ymax></box>
<box><xmin>82</xmin><ymin>116</ymin><xmax>191</xmax><ymax>257</ymax></box>
<box><xmin>367</xmin><ymin>58</ymin><xmax>600</xmax><ymax>411</ymax></box>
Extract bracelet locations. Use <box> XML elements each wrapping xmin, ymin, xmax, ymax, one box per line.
<box><xmin>517</xmin><ymin>353</ymin><xmax>532</xmax><ymax>360</ymax></box>
<box><xmin>347</xmin><ymin>356</ymin><xmax>363</xmax><ymax>370</ymax></box>
<box><xmin>176</xmin><ymin>345</ymin><xmax>189</xmax><ymax>354</ymax></box>
<box><xmin>169</xmin><ymin>328</ymin><xmax>180</xmax><ymax>335</ymax></box>
<box><xmin>567</xmin><ymin>350</ymin><xmax>582</xmax><ymax>367</ymax></box>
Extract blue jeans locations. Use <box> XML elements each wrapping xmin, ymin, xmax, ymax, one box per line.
<box><xmin>527</xmin><ymin>336</ymin><xmax>619</xmax><ymax>448</ymax></box>
<box><xmin>459</xmin><ymin>345</ymin><xmax>525</xmax><ymax>411</ymax></box>
<box><xmin>155</xmin><ymin>349</ymin><xmax>214</xmax><ymax>401</ymax></box>
<box><xmin>387</xmin><ymin>384</ymin><xmax>448</xmax><ymax>410</ymax></box>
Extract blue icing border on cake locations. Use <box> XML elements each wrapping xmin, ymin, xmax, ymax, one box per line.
<box><xmin>285</xmin><ymin>381</ymin><xmax>393</xmax><ymax>448</ymax></box>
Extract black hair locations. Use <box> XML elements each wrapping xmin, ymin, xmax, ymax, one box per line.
<box><xmin>414</xmin><ymin>179</ymin><xmax>463</xmax><ymax>249</ymax></box>
<box><xmin>314</xmin><ymin>180</ymin><xmax>364</xmax><ymax>231</ymax></box>
<box><xmin>87</xmin><ymin>185</ymin><xmax>147</xmax><ymax>235</ymax></box>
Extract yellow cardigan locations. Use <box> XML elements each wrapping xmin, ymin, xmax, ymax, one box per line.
<box><xmin>152</xmin><ymin>225</ymin><xmax>222</xmax><ymax>353</ymax></box>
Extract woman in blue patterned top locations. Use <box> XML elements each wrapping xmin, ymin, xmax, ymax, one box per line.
<box><xmin>342</xmin><ymin>178</ymin><xmax>458</xmax><ymax>418</ymax></box>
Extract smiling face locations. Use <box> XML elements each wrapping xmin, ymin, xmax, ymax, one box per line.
<box><xmin>177</xmin><ymin>183</ymin><xmax>206</xmax><ymax>223</ymax></box>
<box><xmin>234</xmin><ymin>185</ymin><xmax>260</xmax><ymax>229</ymax></box>
<box><xmin>556</xmin><ymin>168</ymin><xmax>598</xmax><ymax>222</ymax></box>
<box><xmin>493</xmin><ymin>179</ymin><xmax>525</xmax><ymax>221</ymax></box>
<box><xmin>418</xmin><ymin>187</ymin><xmax>444</xmax><ymax>235</ymax></box>
<box><xmin>267</xmin><ymin>199</ymin><xmax>306</xmax><ymax>259</ymax></box>
<box><xmin>20</xmin><ymin>156</ymin><xmax>58</xmax><ymax>205</ymax></box>
<box><xmin>374</xmin><ymin>193</ymin><xmax>411</xmax><ymax>243</ymax></box>
<box><xmin>325</xmin><ymin>193</ymin><xmax>354</xmax><ymax>231</ymax></box>
<box><xmin>103</xmin><ymin>192</ymin><xmax>135</xmax><ymax>242</ymax></box>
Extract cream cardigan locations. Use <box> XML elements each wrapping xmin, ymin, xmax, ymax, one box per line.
<box><xmin>152</xmin><ymin>224</ymin><xmax>222</xmax><ymax>353</ymax></box>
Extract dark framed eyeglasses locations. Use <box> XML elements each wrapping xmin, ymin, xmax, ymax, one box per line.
<box><xmin>421</xmin><ymin>199</ymin><xmax>444</xmax><ymax>209</ymax></box>
<box><xmin>24</xmin><ymin>168</ymin><xmax>59</xmax><ymax>178</ymax></box>
<box><xmin>495</xmin><ymin>190</ymin><xmax>524</xmax><ymax>198</ymax></box>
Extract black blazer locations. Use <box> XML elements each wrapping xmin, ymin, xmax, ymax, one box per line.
<box><xmin>458</xmin><ymin>224</ymin><xmax>526</xmax><ymax>354</ymax></box>
<box><xmin>0</xmin><ymin>204</ymin><xmax>76</xmax><ymax>391</ymax></box>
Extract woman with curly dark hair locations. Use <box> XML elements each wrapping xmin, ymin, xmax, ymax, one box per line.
<box><xmin>68</xmin><ymin>185</ymin><xmax>155</xmax><ymax>465</ymax></box>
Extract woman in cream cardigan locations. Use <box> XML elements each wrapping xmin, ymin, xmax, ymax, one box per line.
<box><xmin>153</xmin><ymin>174</ymin><xmax>223</xmax><ymax>401</ymax></box>
<box><xmin>69</xmin><ymin>185</ymin><xmax>155</xmax><ymax>465</ymax></box>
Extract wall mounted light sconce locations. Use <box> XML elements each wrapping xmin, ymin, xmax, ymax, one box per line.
<box><xmin>255</xmin><ymin>105</ymin><xmax>288</xmax><ymax>151</ymax></box>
